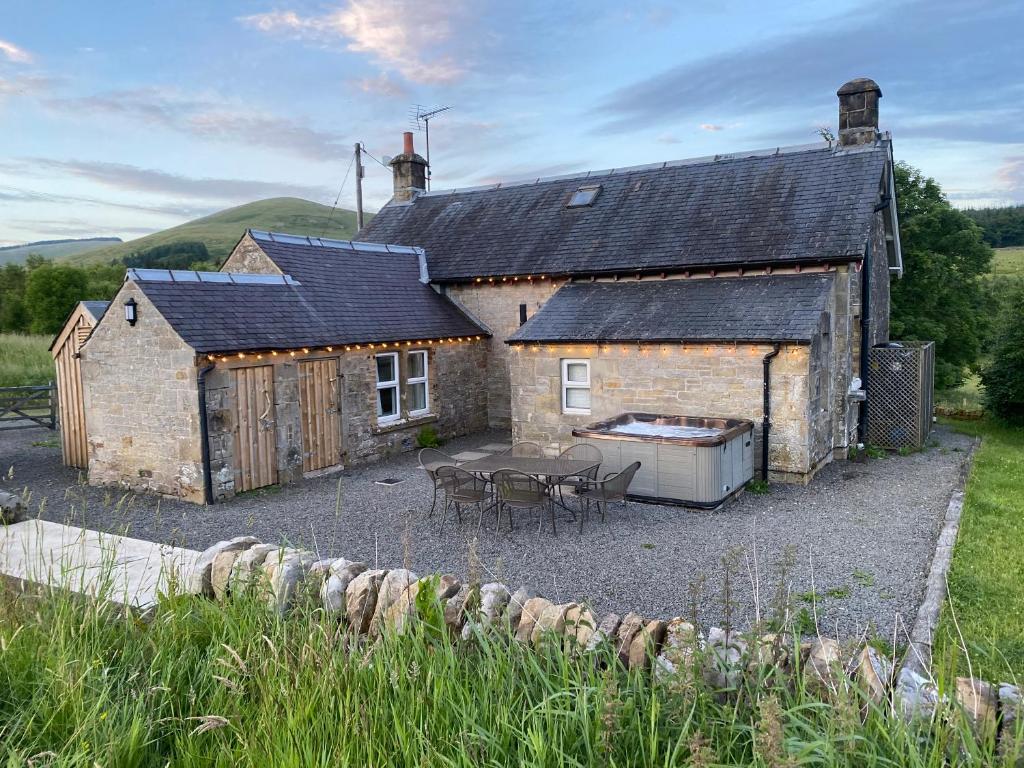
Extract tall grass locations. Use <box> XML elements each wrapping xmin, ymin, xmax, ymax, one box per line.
<box><xmin>1</xmin><ymin>579</ymin><xmax>1017</xmax><ymax>766</ymax></box>
<box><xmin>0</xmin><ymin>333</ymin><xmax>52</xmax><ymax>387</ymax></box>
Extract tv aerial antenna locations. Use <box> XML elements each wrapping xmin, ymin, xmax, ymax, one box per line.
<box><xmin>409</xmin><ymin>104</ymin><xmax>451</xmax><ymax>190</ymax></box>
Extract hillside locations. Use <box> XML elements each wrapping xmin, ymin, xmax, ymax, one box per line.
<box><xmin>992</xmin><ymin>246</ymin><xmax>1024</xmax><ymax>278</ymax></box>
<box><xmin>65</xmin><ymin>198</ymin><xmax>364</xmax><ymax>267</ymax></box>
<box><xmin>0</xmin><ymin>237</ymin><xmax>122</xmax><ymax>265</ymax></box>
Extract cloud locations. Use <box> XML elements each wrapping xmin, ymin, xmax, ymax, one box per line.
<box><xmin>0</xmin><ymin>74</ymin><xmax>53</xmax><ymax>98</ymax></box>
<box><xmin>656</xmin><ymin>133</ymin><xmax>681</xmax><ymax>144</ymax></box>
<box><xmin>239</xmin><ymin>0</ymin><xmax>469</xmax><ymax>84</ymax></box>
<box><xmin>699</xmin><ymin>123</ymin><xmax>724</xmax><ymax>132</ymax></box>
<box><xmin>347</xmin><ymin>72</ymin><xmax>409</xmax><ymax>99</ymax></box>
<box><xmin>594</xmin><ymin>0</ymin><xmax>1024</xmax><ymax>143</ymax></box>
<box><xmin>0</xmin><ymin>39</ymin><xmax>32</xmax><ymax>64</ymax></box>
<box><xmin>44</xmin><ymin>88</ymin><xmax>349</xmax><ymax>161</ymax></box>
<box><xmin>995</xmin><ymin>156</ymin><xmax>1024</xmax><ymax>200</ymax></box>
<box><xmin>13</xmin><ymin>159</ymin><xmax>332</xmax><ymax>203</ymax></box>
<box><xmin>0</xmin><ymin>183</ymin><xmax>217</xmax><ymax>218</ymax></box>
<box><xmin>7</xmin><ymin>218</ymin><xmax>156</xmax><ymax>239</ymax></box>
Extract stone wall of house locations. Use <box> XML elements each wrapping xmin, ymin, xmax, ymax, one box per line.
<box><xmin>205</xmin><ymin>341</ymin><xmax>489</xmax><ymax>501</ymax></box>
<box><xmin>445</xmin><ymin>281</ymin><xmax>562</xmax><ymax>429</ymax></box>
<box><xmin>508</xmin><ymin>342</ymin><xmax>815</xmax><ymax>479</ymax></box>
<box><xmin>219</xmin><ymin>233</ymin><xmax>281</xmax><ymax>274</ymax></box>
<box><xmin>81</xmin><ymin>282</ymin><xmax>205</xmax><ymax>502</ymax></box>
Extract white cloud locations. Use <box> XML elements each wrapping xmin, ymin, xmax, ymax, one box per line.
<box><xmin>348</xmin><ymin>72</ymin><xmax>409</xmax><ymax>99</ymax></box>
<box><xmin>699</xmin><ymin>123</ymin><xmax>724</xmax><ymax>132</ymax></box>
<box><xmin>239</xmin><ymin>0</ymin><xmax>468</xmax><ymax>84</ymax></box>
<box><xmin>0</xmin><ymin>39</ymin><xmax>32</xmax><ymax>64</ymax></box>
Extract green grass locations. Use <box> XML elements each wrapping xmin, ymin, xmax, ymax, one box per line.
<box><xmin>0</xmin><ymin>237</ymin><xmax>122</xmax><ymax>266</ymax></box>
<box><xmin>63</xmin><ymin>198</ymin><xmax>364</xmax><ymax>267</ymax></box>
<box><xmin>991</xmin><ymin>246</ymin><xmax>1024</xmax><ymax>279</ymax></box>
<box><xmin>936</xmin><ymin>417</ymin><xmax>1024</xmax><ymax>679</ymax></box>
<box><xmin>0</xmin><ymin>580</ymin><xmax>1016</xmax><ymax>766</ymax></box>
<box><xmin>0</xmin><ymin>333</ymin><xmax>53</xmax><ymax>387</ymax></box>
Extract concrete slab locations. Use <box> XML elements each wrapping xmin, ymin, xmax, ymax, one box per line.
<box><xmin>0</xmin><ymin>519</ymin><xmax>200</xmax><ymax>612</ymax></box>
<box><xmin>477</xmin><ymin>443</ymin><xmax>512</xmax><ymax>453</ymax></box>
<box><xmin>451</xmin><ymin>450</ymin><xmax>492</xmax><ymax>461</ymax></box>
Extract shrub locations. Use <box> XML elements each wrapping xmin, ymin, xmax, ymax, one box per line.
<box><xmin>415</xmin><ymin>424</ymin><xmax>442</xmax><ymax>448</ymax></box>
<box><xmin>981</xmin><ymin>283</ymin><xmax>1024</xmax><ymax>422</ymax></box>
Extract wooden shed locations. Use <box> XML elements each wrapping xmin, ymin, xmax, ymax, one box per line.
<box><xmin>50</xmin><ymin>301</ymin><xmax>109</xmax><ymax>468</ymax></box>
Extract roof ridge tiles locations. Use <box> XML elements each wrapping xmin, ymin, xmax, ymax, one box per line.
<box><xmin>418</xmin><ymin>141</ymin><xmax>838</xmax><ymax>198</ymax></box>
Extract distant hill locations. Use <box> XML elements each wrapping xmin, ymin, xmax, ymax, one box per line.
<box><xmin>65</xmin><ymin>198</ymin><xmax>365</xmax><ymax>267</ymax></box>
<box><xmin>0</xmin><ymin>237</ymin><xmax>122</xmax><ymax>265</ymax></box>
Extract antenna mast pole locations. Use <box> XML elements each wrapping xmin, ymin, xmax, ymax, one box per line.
<box><xmin>354</xmin><ymin>142</ymin><xmax>364</xmax><ymax>231</ymax></box>
<box><xmin>410</xmin><ymin>105</ymin><xmax>450</xmax><ymax>191</ymax></box>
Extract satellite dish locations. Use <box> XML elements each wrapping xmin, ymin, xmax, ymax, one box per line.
<box><xmin>381</xmin><ymin>155</ymin><xmax>392</xmax><ymax>165</ymax></box>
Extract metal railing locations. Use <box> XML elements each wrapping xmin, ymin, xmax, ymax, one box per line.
<box><xmin>0</xmin><ymin>382</ymin><xmax>56</xmax><ymax>430</ymax></box>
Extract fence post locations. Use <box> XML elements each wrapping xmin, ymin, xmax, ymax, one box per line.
<box><xmin>49</xmin><ymin>380</ymin><xmax>57</xmax><ymax>430</ymax></box>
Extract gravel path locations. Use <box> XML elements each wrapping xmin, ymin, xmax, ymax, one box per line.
<box><xmin>2</xmin><ymin>426</ymin><xmax>972</xmax><ymax>640</ymax></box>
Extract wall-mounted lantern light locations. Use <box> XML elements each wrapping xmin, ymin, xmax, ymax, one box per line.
<box><xmin>124</xmin><ymin>297</ymin><xmax>138</xmax><ymax>326</ymax></box>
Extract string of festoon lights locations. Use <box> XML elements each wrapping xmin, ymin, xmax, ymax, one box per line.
<box><xmin>507</xmin><ymin>341</ymin><xmax>805</xmax><ymax>357</ymax></box>
<box><xmin>206</xmin><ymin>335</ymin><xmax>486</xmax><ymax>363</ymax></box>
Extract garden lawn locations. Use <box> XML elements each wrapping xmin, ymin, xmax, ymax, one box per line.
<box><xmin>936</xmin><ymin>417</ymin><xmax>1024</xmax><ymax>680</ymax></box>
<box><xmin>0</xmin><ymin>333</ymin><xmax>52</xmax><ymax>387</ymax></box>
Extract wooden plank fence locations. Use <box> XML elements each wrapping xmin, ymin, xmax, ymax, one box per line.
<box><xmin>0</xmin><ymin>382</ymin><xmax>57</xmax><ymax>430</ymax></box>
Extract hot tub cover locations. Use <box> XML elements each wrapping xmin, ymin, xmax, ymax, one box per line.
<box><xmin>508</xmin><ymin>273</ymin><xmax>832</xmax><ymax>344</ymax></box>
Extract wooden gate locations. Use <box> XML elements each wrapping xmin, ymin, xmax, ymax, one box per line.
<box><xmin>298</xmin><ymin>358</ymin><xmax>342</xmax><ymax>472</ymax></box>
<box><xmin>50</xmin><ymin>303</ymin><xmax>99</xmax><ymax>468</ymax></box>
<box><xmin>232</xmin><ymin>365</ymin><xmax>278</xmax><ymax>492</ymax></box>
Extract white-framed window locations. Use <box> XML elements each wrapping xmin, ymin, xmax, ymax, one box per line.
<box><xmin>407</xmin><ymin>349</ymin><xmax>429</xmax><ymax>416</ymax></box>
<box><xmin>561</xmin><ymin>358</ymin><xmax>591</xmax><ymax>414</ymax></box>
<box><xmin>375</xmin><ymin>352</ymin><xmax>399</xmax><ymax>422</ymax></box>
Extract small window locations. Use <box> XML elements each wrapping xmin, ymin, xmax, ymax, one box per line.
<box><xmin>561</xmin><ymin>359</ymin><xmax>591</xmax><ymax>414</ymax></box>
<box><xmin>407</xmin><ymin>350</ymin><xmax>429</xmax><ymax>416</ymax></box>
<box><xmin>566</xmin><ymin>184</ymin><xmax>601</xmax><ymax>208</ymax></box>
<box><xmin>375</xmin><ymin>352</ymin><xmax>399</xmax><ymax>421</ymax></box>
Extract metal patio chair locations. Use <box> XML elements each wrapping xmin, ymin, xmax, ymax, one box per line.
<box><xmin>575</xmin><ymin>461</ymin><xmax>642</xmax><ymax>533</ymax></box>
<box><xmin>435</xmin><ymin>465</ymin><xmax>491</xmax><ymax>533</ymax></box>
<box><xmin>418</xmin><ymin>447</ymin><xmax>458</xmax><ymax>517</ymax></box>
<box><xmin>555</xmin><ymin>443</ymin><xmax>603</xmax><ymax>505</ymax></box>
<box><xmin>502</xmin><ymin>441</ymin><xmax>545</xmax><ymax>458</ymax></box>
<box><xmin>493</xmin><ymin>468</ymin><xmax>558</xmax><ymax>535</ymax></box>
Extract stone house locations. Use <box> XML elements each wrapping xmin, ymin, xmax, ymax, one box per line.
<box><xmin>79</xmin><ymin>234</ymin><xmax>487</xmax><ymax>503</ymax></box>
<box><xmin>358</xmin><ymin>78</ymin><xmax>903</xmax><ymax>482</ymax></box>
<box><xmin>71</xmin><ymin>76</ymin><xmax>902</xmax><ymax>502</ymax></box>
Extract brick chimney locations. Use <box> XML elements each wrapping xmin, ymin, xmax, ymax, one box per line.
<box><xmin>837</xmin><ymin>78</ymin><xmax>882</xmax><ymax>147</ymax></box>
<box><xmin>389</xmin><ymin>132</ymin><xmax>427</xmax><ymax>202</ymax></box>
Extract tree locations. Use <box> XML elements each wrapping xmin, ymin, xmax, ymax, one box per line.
<box><xmin>981</xmin><ymin>283</ymin><xmax>1024</xmax><ymax>422</ymax></box>
<box><xmin>890</xmin><ymin>162</ymin><xmax>993</xmax><ymax>389</ymax></box>
<box><xmin>24</xmin><ymin>263</ymin><xmax>89</xmax><ymax>335</ymax></box>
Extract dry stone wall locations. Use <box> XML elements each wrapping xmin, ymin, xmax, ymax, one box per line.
<box><xmin>188</xmin><ymin>534</ymin><xmax>1023</xmax><ymax>756</ymax></box>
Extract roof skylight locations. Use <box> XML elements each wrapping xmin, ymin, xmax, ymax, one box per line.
<box><xmin>566</xmin><ymin>184</ymin><xmax>601</xmax><ymax>208</ymax></box>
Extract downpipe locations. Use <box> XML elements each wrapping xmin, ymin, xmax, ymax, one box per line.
<box><xmin>197</xmin><ymin>363</ymin><xmax>215</xmax><ymax>505</ymax></box>
<box><xmin>761</xmin><ymin>343</ymin><xmax>782</xmax><ymax>482</ymax></box>
<box><xmin>857</xmin><ymin>240</ymin><xmax>872</xmax><ymax>444</ymax></box>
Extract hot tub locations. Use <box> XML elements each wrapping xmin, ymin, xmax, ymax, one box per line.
<box><xmin>572</xmin><ymin>413</ymin><xmax>754</xmax><ymax>508</ymax></box>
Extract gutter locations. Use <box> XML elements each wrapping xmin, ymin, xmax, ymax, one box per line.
<box><xmin>197</xmin><ymin>364</ymin><xmax>215</xmax><ymax>505</ymax></box>
<box><xmin>761</xmin><ymin>344</ymin><xmax>782</xmax><ymax>481</ymax></box>
<box><xmin>857</xmin><ymin>240</ymin><xmax>872</xmax><ymax>444</ymax></box>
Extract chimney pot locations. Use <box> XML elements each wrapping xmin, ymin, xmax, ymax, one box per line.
<box><xmin>837</xmin><ymin>78</ymin><xmax>882</xmax><ymax>147</ymax></box>
<box><xmin>403</xmin><ymin>131</ymin><xmax>415</xmax><ymax>155</ymax></box>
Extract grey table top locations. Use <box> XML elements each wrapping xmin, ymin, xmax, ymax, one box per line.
<box><xmin>458</xmin><ymin>455</ymin><xmax>600</xmax><ymax>480</ymax></box>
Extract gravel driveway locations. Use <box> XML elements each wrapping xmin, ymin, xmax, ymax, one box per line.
<box><xmin>2</xmin><ymin>426</ymin><xmax>972</xmax><ymax>640</ymax></box>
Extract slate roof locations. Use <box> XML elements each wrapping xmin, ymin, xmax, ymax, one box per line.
<box><xmin>507</xmin><ymin>274</ymin><xmax>834</xmax><ymax>344</ymax></box>
<box><xmin>131</xmin><ymin>237</ymin><xmax>485</xmax><ymax>353</ymax></box>
<box><xmin>359</xmin><ymin>143</ymin><xmax>889</xmax><ymax>282</ymax></box>
<box><xmin>81</xmin><ymin>301</ymin><xmax>109</xmax><ymax>321</ymax></box>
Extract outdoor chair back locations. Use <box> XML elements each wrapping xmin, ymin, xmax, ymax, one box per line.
<box><xmin>503</xmin><ymin>441</ymin><xmax>545</xmax><ymax>458</ymax></box>
<box><xmin>435</xmin><ymin>465</ymin><xmax>491</xmax><ymax>532</ymax></box>
<box><xmin>558</xmin><ymin>443</ymin><xmax>603</xmax><ymax>464</ymax></box>
<box><xmin>419</xmin><ymin>448</ymin><xmax>457</xmax><ymax>517</ymax></box>
<box><xmin>492</xmin><ymin>468</ymin><xmax>558</xmax><ymax>535</ymax></box>
<box><xmin>575</xmin><ymin>461</ymin><xmax>642</xmax><ymax>532</ymax></box>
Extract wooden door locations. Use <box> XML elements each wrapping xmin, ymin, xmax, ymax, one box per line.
<box><xmin>232</xmin><ymin>365</ymin><xmax>278</xmax><ymax>492</ymax></box>
<box><xmin>298</xmin><ymin>358</ymin><xmax>342</xmax><ymax>472</ymax></box>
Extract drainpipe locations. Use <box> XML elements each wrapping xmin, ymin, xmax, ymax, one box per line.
<box><xmin>857</xmin><ymin>239</ymin><xmax>872</xmax><ymax>444</ymax></box>
<box><xmin>197</xmin><ymin>364</ymin><xmax>215</xmax><ymax>505</ymax></box>
<box><xmin>761</xmin><ymin>343</ymin><xmax>782</xmax><ymax>481</ymax></box>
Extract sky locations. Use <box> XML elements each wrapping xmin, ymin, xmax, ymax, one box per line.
<box><xmin>1</xmin><ymin>0</ymin><xmax>1022</xmax><ymax>246</ymax></box>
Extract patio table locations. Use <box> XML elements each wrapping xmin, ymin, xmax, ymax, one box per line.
<box><xmin>459</xmin><ymin>454</ymin><xmax>601</xmax><ymax>521</ymax></box>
